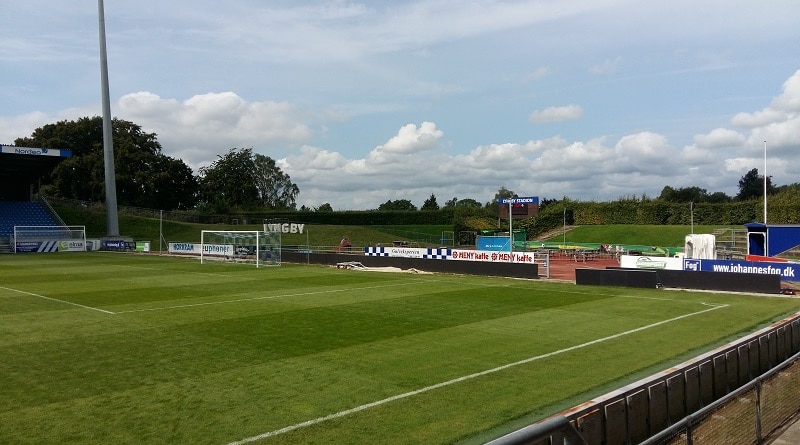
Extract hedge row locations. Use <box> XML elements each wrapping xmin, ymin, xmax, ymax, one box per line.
<box><xmin>517</xmin><ymin>200</ymin><xmax>790</xmax><ymax>237</ymax></box>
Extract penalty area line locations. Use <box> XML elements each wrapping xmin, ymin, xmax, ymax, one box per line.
<box><xmin>224</xmin><ymin>302</ymin><xmax>729</xmax><ymax>445</ymax></box>
<box><xmin>0</xmin><ymin>286</ymin><xmax>115</xmax><ymax>315</ymax></box>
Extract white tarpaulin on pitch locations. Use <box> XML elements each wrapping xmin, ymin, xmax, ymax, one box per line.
<box><xmin>684</xmin><ymin>234</ymin><xmax>716</xmax><ymax>259</ymax></box>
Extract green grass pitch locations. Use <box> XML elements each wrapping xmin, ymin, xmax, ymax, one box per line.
<box><xmin>1</xmin><ymin>253</ymin><xmax>799</xmax><ymax>444</ymax></box>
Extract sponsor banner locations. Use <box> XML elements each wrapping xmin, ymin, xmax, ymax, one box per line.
<box><xmin>169</xmin><ymin>242</ymin><xmax>198</xmax><ymax>254</ymax></box>
<box><xmin>477</xmin><ymin>236</ymin><xmax>511</xmax><ymax>252</ymax></box>
<box><xmin>1</xmin><ymin>145</ymin><xmax>71</xmax><ymax>158</ymax></box>
<box><xmin>450</xmin><ymin>249</ymin><xmax>536</xmax><ymax>264</ymax></box>
<box><xmin>15</xmin><ymin>240</ymin><xmax>59</xmax><ymax>253</ymax></box>
<box><xmin>264</xmin><ymin>223</ymin><xmax>305</xmax><ymax>234</ymax></box>
<box><xmin>364</xmin><ymin>247</ymin><xmax>452</xmax><ymax>259</ymax></box>
<box><xmin>58</xmin><ymin>240</ymin><xmax>86</xmax><ymax>252</ymax></box>
<box><xmin>135</xmin><ymin>241</ymin><xmax>150</xmax><ymax>252</ymax></box>
<box><xmin>103</xmin><ymin>240</ymin><xmax>126</xmax><ymax>251</ymax></box>
<box><xmin>202</xmin><ymin>243</ymin><xmax>234</xmax><ymax>256</ymax></box>
<box><xmin>682</xmin><ymin>258</ymin><xmax>800</xmax><ymax>280</ymax></box>
<box><xmin>620</xmin><ymin>255</ymin><xmax>684</xmax><ymax>270</ymax></box>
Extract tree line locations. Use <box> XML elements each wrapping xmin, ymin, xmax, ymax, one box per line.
<box><xmin>15</xmin><ymin>116</ymin><xmax>298</xmax><ymax>212</ymax></box>
<box><xmin>15</xmin><ymin>116</ymin><xmax>797</xmax><ymax>219</ymax></box>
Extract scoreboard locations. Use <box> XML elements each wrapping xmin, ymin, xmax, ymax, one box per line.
<box><xmin>497</xmin><ymin>196</ymin><xmax>539</xmax><ymax>219</ymax></box>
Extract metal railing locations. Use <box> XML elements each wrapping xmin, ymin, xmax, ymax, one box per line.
<box><xmin>641</xmin><ymin>351</ymin><xmax>800</xmax><ymax>445</ymax></box>
<box><xmin>485</xmin><ymin>313</ymin><xmax>800</xmax><ymax>445</ymax></box>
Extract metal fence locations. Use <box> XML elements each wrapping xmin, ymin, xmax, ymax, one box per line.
<box><xmin>486</xmin><ymin>313</ymin><xmax>800</xmax><ymax>445</ymax></box>
<box><xmin>642</xmin><ymin>351</ymin><xmax>800</xmax><ymax>445</ymax></box>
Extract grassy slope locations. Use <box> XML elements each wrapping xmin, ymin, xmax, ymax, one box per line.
<box><xmin>55</xmin><ymin>205</ymin><xmax>736</xmax><ymax>249</ymax></box>
<box><xmin>554</xmin><ymin>224</ymin><xmax>734</xmax><ymax>247</ymax></box>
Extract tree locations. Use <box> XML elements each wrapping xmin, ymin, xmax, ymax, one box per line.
<box><xmin>485</xmin><ymin>186</ymin><xmax>517</xmax><ymax>213</ymax></box>
<box><xmin>444</xmin><ymin>197</ymin><xmax>458</xmax><ymax>208</ymax></box>
<box><xmin>316</xmin><ymin>203</ymin><xmax>333</xmax><ymax>212</ymax></box>
<box><xmin>421</xmin><ymin>193</ymin><xmax>439</xmax><ymax>211</ymax></box>
<box><xmin>658</xmin><ymin>185</ymin><xmax>710</xmax><ymax>202</ymax></box>
<box><xmin>199</xmin><ymin>148</ymin><xmax>259</xmax><ymax>211</ymax></box>
<box><xmin>707</xmin><ymin>191</ymin><xmax>732</xmax><ymax>203</ymax></box>
<box><xmin>198</xmin><ymin>148</ymin><xmax>299</xmax><ymax>211</ymax></box>
<box><xmin>16</xmin><ymin>116</ymin><xmax>198</xmax><ymax>209</ymax></box>
<box><xmin>253</xmin><ymin>153</ymin><xmax>299</xmax><ymax>210</ymax></box>
<box><xmin>377</xmin><ymin>199</ymin><xmax>417</xmax><ymax>211</ymax></box>
<box><xmin>455</xmin><ymin>198</ymin><xmax>482</xmax><ymax>208</ymax></box>
<box><xmin>736</xmin><ymin>168</ymin><xmax>777</xmax><ymax>201</ymax></box>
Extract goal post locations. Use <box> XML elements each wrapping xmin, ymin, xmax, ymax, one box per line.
<box><xmin>13</xmin><ymin>225</ymin><xmax>87</xmax><ymax>253</ymax></box>
<box><xmin>200</xmin><ymin>230</ymin><xmax>281</xmax><ymax>267</ymax></box>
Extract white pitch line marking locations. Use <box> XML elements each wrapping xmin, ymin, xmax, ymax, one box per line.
<box><xmin>224</xmin><ymin>302</ymin><xmax>729</xmax><ymax>444</ymax></box>
<box><xmin>0</xmin><ymin>286</ymin><xmax>115</xmax><ymax>315</ymax></box>
<box><xmin>113</xmin><ymin>280</ymin><xmax>428</xmax><ymax>314</ymax></box>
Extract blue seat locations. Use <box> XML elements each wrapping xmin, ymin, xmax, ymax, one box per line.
<box><xmin>0</xmin><ymin>201</ymin><xmax>60</xmax><ymax>236</ymax></box>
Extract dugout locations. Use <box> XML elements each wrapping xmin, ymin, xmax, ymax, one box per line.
<box><xmin>745</xmin><ymin>223</ymin><xmax>800</xmax><ymax>258</ymax></box>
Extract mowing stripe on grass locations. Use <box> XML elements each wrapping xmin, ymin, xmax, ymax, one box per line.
<box><xmin>225</xmin><ymin>302</ymin><xmax>729</xmax><ymax>445</ymax></box>
<box><xmin>0</xmin><ymin>285</ymin><xmax>115</xmax><ymax>315</ymax></box>
<box><xmin>113</xmin><ymin>280</ymin><xmax>429</xmax><ymax>314</ymax></box>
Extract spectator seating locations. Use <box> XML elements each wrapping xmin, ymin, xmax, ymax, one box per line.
<box><xmin>0</xmin><ymin>201</ymin><xmax>60</xmax><ymax>237</ymax></box>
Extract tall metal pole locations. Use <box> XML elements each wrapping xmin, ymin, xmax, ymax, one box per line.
<box><xmin>508</xmin><ymin>202</ymin><xmax>513</xmax><ymax>257</ymax></box>
<box><xmin>98</xmin><ymin>0</ymin><xmax>120</xmax><ymax>237</ymax></box>
<box><xmin>763</xmin><ymin>140</ymin><xmax>767</xmax><ymax>224</ymax></box>
<box><xmin>763</xmin><ymin>140</ymin><xmax>768</xmax><ymax>256</ymax></box>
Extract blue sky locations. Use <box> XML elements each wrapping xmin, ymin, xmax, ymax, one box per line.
<box><xmin>2</xmin><ymin>0</ymin><xmax>799</xmax><ymax>210</ymax></box>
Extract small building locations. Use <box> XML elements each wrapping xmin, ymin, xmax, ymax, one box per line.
<box><xmin>745</xmin><ymin>223</ymin><xmax>800</xmax><ymax>258</ymax></box>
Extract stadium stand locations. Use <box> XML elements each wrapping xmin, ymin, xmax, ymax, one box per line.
<box><xmin>0</xmin><ymin>201</ymin><xmax>61</xmax><ymax>235</ymax></box>
<box><xmin>0</xmin><ymin>145</ymin><xmax>72</xmax><ymax>252</ymax></box>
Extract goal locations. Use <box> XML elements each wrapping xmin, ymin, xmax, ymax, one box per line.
<box><xmin>200</xmin><ymin>230</ymin><xmax>281</xmax><ymax>267</ymax></box>
<box><xmin>13</xmin><ymin>225</ymin><xmax>87</xmax><ymax>253</ymax></box>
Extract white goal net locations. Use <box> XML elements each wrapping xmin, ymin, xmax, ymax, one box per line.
<box><xmin>13</xmin><ymin>225</ymin><xmax>87</xmax><ymax>253</ymax></box>
<box><xmin>200</xmin><ymin>230</ymin><xmax>281</xmax><ymax>267</ymax></box>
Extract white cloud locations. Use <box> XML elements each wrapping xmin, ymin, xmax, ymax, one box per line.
<box><xmin>693</xmin><ymin>128</ymin><xmax>746</xmax><ymax>149</ymax></box>
<box><xmin>116</xmin><ymin>91</ymin><xmax>312</xmax><ymax>169</ymax></box>
<box><xmin>365</xmin><ymin>122</ymin><xmax>443</xmax><ymax>164</ymax></box>
<box><xmin>770</xmin><ymin>69</ymin><xmax>800</xmax><ymax>112</ymax></box>
<box><xmin>529</xmin><ymin>105</ymin><xmax>584</xmax><ymax>124</ymax></box>
<box><xmin>731</xmin><ymin>109</ymin><xmax>786</xmax><ymax>128</ymax></box>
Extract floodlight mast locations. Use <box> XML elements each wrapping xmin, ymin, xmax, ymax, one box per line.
<box><xmin>98</xmin><ymin>0</ymin><xmax>120</xmax><ymax>237</ymax></box>
<box><xmin>764</xmin><ymin>140</ymin><xmax>767</xmax><ymax>224</ymax></box>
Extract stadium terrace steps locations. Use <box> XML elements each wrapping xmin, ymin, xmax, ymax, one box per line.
<box><xmin>0</xmin><ymin>201</ymin><xmax>60</xmax><ymax>237</ymax></box>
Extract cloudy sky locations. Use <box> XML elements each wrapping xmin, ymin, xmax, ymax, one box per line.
<box><xmin>2</xmin><ymin>1</ymin><xmax>799</xmax><ymax>210</ymax></box>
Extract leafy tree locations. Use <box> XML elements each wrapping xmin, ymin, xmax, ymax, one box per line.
<box><xmin>485</xmin><ymin>186</ymin><xmax>517</xmax><ymax>213</ymax></box>
<box><xmin>198</xmin><ymin>148</ymin><xmax>298</xmax><ymax>211</ymax></box>
<box><xmin>16</xmin><ymin>116</ymin><xmax>198</xmax><ymax>209</ymax></box>
<box><xmin>456</xmin><ymin>198</ymin><xmax>482</xmax><ymax>208</ymax></box>
<box><xmin>253</xmin><ymin>153</ymin><xmax>299</xmax><ymax>209</ymax></box>
<box><xmin>658</xmin><ymin>185</ymin><xmax>707</xmax><ymax>202</ymax></box>
<box><xmin>199</xmin><ymin>148</ymin><xmax>258</xmax><ymax>211</ymax></box>
<box><xmin>421</xmin><ymin>193</ymin><xmax>439</xmax><ymax>211</ymax></box>
<box><xmin>444</xmin><ymin>197</ymin><xmax>482</xmax><ymax>208</ymax></box>
<box><xmin>736</xmin><ymin>168</ymin><xmax>777</xmax><ymax>201</ymax></box>
<box><xmin>377</xmin><ymin>199</ymin><xmax>417</xmax><ymax>211</ymax></box>
<box><xmin>707</xmin><ymin>191</ymin><xmax>732</xmax><ymax>203</ymax></box>
<box><xmin>538</xmin><ymin>197</ymin><xmax>558</xmax><ymax>211</ymax></box>
<box><xmin>316</xmin><ymin>203</ymin><xmax>333</xmax><ymax>212</ymax></box>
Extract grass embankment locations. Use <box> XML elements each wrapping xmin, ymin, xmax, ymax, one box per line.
<box><xmin>54</xmin><ymin>205</ymin><xmax>735</xmax><ymax>249</ymax></box>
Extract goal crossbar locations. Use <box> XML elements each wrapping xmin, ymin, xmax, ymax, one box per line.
<box><xmin>200</xmin><ymin>230</ymin><xmax>280</xmax><ymax>267</ymax></box>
